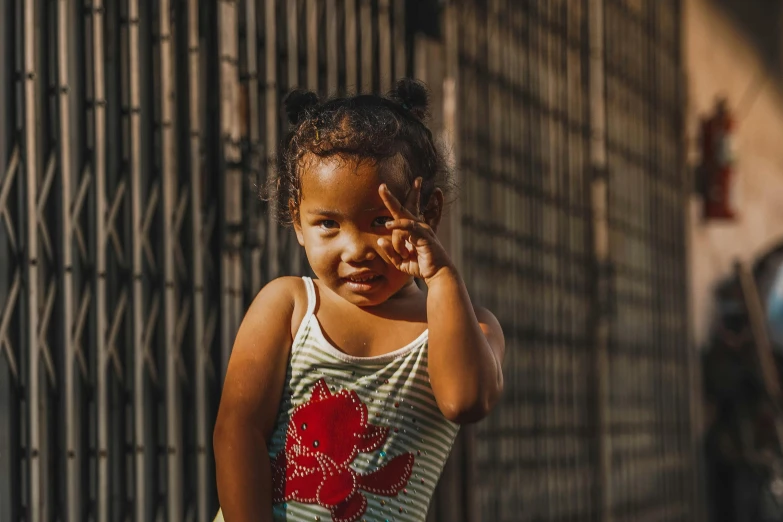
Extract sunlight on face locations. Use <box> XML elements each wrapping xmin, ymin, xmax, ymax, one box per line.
<box><xmin>292</xmin><ymin>155</ymin><xmax>415</xmax><ymax>306</ymax></box>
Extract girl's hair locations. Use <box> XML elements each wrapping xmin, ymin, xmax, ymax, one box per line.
<box><xmin>270</xmin><ymin>78</ymin><xmax>454</xmax><ymax>224</ymax></box>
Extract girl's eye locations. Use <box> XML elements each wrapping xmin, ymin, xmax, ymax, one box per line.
<box><xmin>319</xmin><ymin>220</ymin><xmax>338</xmax><ymax>230</ymax></box>
<box><xmin>372</xmin><ymin>216</ymin><xmax>393</xmax><ymax>227</ymax></box>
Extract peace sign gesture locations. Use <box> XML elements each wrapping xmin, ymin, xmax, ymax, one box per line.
<box><xmin>376</xmin><ymin>178</ymin><xmax>453</xmax><ymax>283</ymax></box>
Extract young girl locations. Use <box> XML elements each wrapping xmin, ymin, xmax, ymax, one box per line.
<box><xmin>213</xmin><ymin>79</ymin><xmax>505</xmax><ymax>522</ymax></box>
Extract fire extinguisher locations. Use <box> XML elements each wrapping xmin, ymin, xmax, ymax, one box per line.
<box><xmin>699</xmin><ymin>98</ymin><xmax>738</xmax><ymax>221</ymax></box>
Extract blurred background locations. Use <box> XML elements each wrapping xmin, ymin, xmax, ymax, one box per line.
<box><xmin>3</xmin><ymin>0</ymin><xmax>783</xmax><ymax>521</ymax></box>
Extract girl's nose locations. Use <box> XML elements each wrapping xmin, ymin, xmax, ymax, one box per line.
<box><xmin>341</xmin><ymin>234</ymin><xmax>377</xmax><ymax>263</ymax></box>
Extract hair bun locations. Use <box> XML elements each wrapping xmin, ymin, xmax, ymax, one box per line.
<box><xmin>389</xmin><ymin>78</ymin><xmax>430</xmax><ymax>121</ymax></box>
<box><xmin>284</xmin><ymin>89</ymin><xmax>320</xmax><ymax>125</ymax></box>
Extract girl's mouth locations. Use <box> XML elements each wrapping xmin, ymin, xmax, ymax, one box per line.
<box><xmin>343</xmin><ymin>274</ymin><xmax>383</xmax><ymax>292</ymax></box>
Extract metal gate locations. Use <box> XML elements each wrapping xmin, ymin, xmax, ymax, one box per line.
<box><xmin>443</xmin><ymin>0</ymin><xmax>698</xmax><ymax>521</ymax></box>
<box><xmin>603</xmin><ymin>1</ymin><xmax>694</xmax><ymax>521</ymax></box>
<box><xmin>0</xmin><ymin>1</ymin><xmax>407</xmax><ymax>521</ymax></box>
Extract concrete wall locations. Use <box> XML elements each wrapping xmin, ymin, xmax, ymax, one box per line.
<box><xmin>685</xmin><ymin>0</ymin><xmax>783</xmax><ymax>348</ymax></box>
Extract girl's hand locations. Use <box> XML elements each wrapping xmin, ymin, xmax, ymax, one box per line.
<box><xmin>377</xmin><ymin>178</ymin><xmax>454</xmax><ymax>283</ymax></box>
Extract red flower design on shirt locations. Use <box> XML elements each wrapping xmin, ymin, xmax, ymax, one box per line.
<box><xmin>271</xmin><ymin>378</ymin><xmax>415</xmax><ymax>522</ymax></box>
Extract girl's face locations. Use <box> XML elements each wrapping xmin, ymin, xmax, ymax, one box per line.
<box><xmin>292</xmin><ymin>156</ymin><xmax>422</xmax><ymax>307</ymax></box>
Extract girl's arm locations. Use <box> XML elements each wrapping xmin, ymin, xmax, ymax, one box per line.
<box><xmin>377</xmin><ymin>181</ymin><xmax>506</xmax><ymax>424</ymax></box>
<box><xmin>424</xmin><ymin>267</ymin><xmax>505</xmax><ymax>424</ymax></box>
<box><xmin>213</xmin><ymin>277</ymin><xmax>301</xmax><ymax>521</ymax></box>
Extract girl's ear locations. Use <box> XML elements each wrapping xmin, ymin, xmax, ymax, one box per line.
<box><xmin>422</xmin><ymin>188</ymin><xmax>444</xmax><ymax>232</ymax></box>
<box><xmin>289</xmin><ymin>199</ymin><xmax>305</xmax><ymax>246</ymax></box>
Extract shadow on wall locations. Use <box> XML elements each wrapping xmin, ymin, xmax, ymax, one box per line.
<box><xmin>709</xmin><ymin>0</ymin><xmax>783</xmax><ymax>85</ymax></box>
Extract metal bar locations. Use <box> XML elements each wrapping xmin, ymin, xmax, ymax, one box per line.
<box><xmin>393</xmin><ymin>0</ymin><xmax>405</xmax><ymax>81</ymax></box>
<box><xmin>529</xmin><ymin>10</ymin><xmax>548</xmax><ymax>516</ymax></box>
<box><xmin>345</xmin><ymin>0</ymin><xmax>357</xmax><ymax>91</ymax></box>
<box><xmin>443</xmin><ymin>2</ymin><xmax>461</xmax><ymax>275</ymax></box>
<box><xmin>126</xmin><ymin>0</ymin><xmax>151</xmax><ymax>518</ymax></box>
<box><xmin>550</xmin><ymin>5</ymin><xmax>565</xmax><ymax>517</ymax></box>
<box><xmin>359</xmin><ymin>0</ymin><xmax>372</xmax><ymax>92</ymax></box>
<box><xmin>0</xmin><ymin>152</ymin><xmax>21</xmax><ymax>521</ymax></box>
<box><xmin>378</xmin><ymin>0</ymin><xmax>391</xmax><ymax>92</ymax></box>
<box><xmin>245</xmin><ymin>12</ymin><xmax>262</xmax><ymax>303</ymax></box>
<box><xmin>87</xmin><ymin>0</ymin><xmax>113</xmax><ymax>520</ymax></box>
<box><xmin>286</xmin><ymin>0</ymin><xmax>314</xmax><ymax>276</ymax></box>
<box><xmin>326</xmin><ymin>0</ymin><xmax>338</xmax><ymax>94</ymax></box>
<box><xmin>307</xmin><ymin>0</ymin><xmax>318</xmax><ymax>90</ymax></box>
<box><xmin>540</xmin><ymin>8</ymin><xmax>556</xmax><ymax>519</ymax></box>
<box><xmin>282</xmin><ymin>0</ymin><xmax>300</xmax><ymax>277</ymax></box>
<box><xmin>509</xmin><ymin>3</ymin><xmax>524</xmax><ymax>515</ymax></box>
<box><xmin>503</xmin><ymin>0</ymin><xmax>516</xmax><ymax>514</ymax></box>
<box><xmin>0</xmin><ymin>2</ymin><xmax>18</xmax><ymax>520</ymax></box>
<box><xmin>218</xmin><ymin>0</ymin><xmax>241</xmax><ymax>378</ymax></box>
<box><xmin>57</xmin><ymin>0</ymin><xmax>81</xmax><ymax>519</ymax></box>
<box><xmin>0</xmin><ymin>0</ymin><xmax>10</xmax><ymax>170</ymax></box>
<box><xmin>158</xmin><ymin>0</ymin><xmax>183</xmax><ymax>518</ymax></box>
<box><xmin>187</xmin><ymin>2</ymin><xmax>208</xmax><ymax>520</ymax></box>
<box><xmin>287</xmin><ymin>0</ymin><xmax>298</xmax><ymax>91</ymax></box>
<box><xmin>23</xmin><ymin>0</ymin><xmax>42</xmax><ymax>519</ymax></box>
<box><xmin>264</xmin><ymin>0</ymin><xmax>278</xmax><ymax>282</ymax></box>
<box><xmin>244</xmin><ymin>0</ymin><xmax>263</xmax><ymax>296</ymax></box>
<box><xmin>636</xmin><ymin>6</ymin><xmax>651</xmax><ymax>518</ymax></box>
<box><xmin>37</xmin><ymin>5</ymin><xmax>59</xmax><ymax>514</ymax></box>
<box><xmin>477</xmin><ymin>2</ymin><xmax>504</xmax><ymax>516</ymax></box>
<box><xmin>589</xmin><ymin>0</ymin><xmax>611</xmax><ymax>520</ymax></box>
<box><xmin>570</xmin><ymin>2</ymin><xmax>590</xmax><ymax>518</ymax></box>
<box><xmin>89</xmin><ymin>0</ymin><xmax>111</xmax><ymax>519</ymax></box>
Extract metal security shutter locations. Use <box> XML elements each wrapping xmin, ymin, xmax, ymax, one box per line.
<box><xmin>604</xmin><ymin>1</ymin><xmax>695</xmax><ymax>521</ymax></box>
<box><xmin>439</xmin><ymin>0</ymin><xmax>697</xmax><ymax>521</ymax></box>
<box><xmin>0</xmin><ymin>1</ymin><xmax>407</xmax><ymax>521</ymax></box>
<box><xmin>452</xmin><ymin>1</ymin><xmax>597</xmax><ymax>520</ymax></box>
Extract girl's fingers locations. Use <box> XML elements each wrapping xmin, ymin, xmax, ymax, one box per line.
<box><xmin>404</xmin><ymin>177</ymin><xmax>422</xmax><ymax>216</ymax></box>
<box><xmin>379</xmin><ymin>183</ymin><xmax>417</xmax><ymax>220</ymax></box>
<box><xmin>379</xmin><ymin>184</ymin><xmax>406</xmax><ymax>219</ymax></box>
<box><xmin>391</xmin><ymin>230</ymin><xmax>409</xmax><ymax>259</ymax></box>
<box><xmin>378</xmin><ymin>181</ymin><xmax>428</xmax><ymax>266</ymax></box>
<box><xmin>377</xmin><ymin>238</ymin><xmax>404</xmax><ymax>267</ymax></box>
<box><xmin>405</xmin><ymin>238</ymin><xmax>415</xmax><ymax>256</ymax></box>
<box><xmin>385</xmin><ymin>219</ymin><xmax>430</xmax><ymax>238</ymax></box>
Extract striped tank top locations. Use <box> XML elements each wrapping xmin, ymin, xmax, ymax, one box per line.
<box><xmin>215</xmin><ymin>276</ymin><xmax>460</xmax><ymax>522</ymax></box>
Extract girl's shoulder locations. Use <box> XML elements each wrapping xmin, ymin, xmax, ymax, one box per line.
<box><xmin>245</xmin><ymin>276</ymin><xmax>310</xmax><ymax>341</ymax></box>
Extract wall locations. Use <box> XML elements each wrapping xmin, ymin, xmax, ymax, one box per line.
<box><xmin>686</xmin><ymin>0</ymin><xmax>783</xmax><ymax>348</ymax></box>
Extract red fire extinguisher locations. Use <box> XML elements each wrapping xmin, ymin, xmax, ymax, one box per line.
<box><xmin>699</xmin><ymin>98</ymin><xmax>738</xmax><ymax>221</ymax></box>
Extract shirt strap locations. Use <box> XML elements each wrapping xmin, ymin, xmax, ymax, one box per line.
<box><xmin>301</xmin><ymin>276</ymin><xmax>317</xmax><ymax>318</ymax></box>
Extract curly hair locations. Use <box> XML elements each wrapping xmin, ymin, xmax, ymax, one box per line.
<box><xmin>269</xmin><ymin>78</ymin><xmax>454</xmax><ymax>225</ymax></box>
